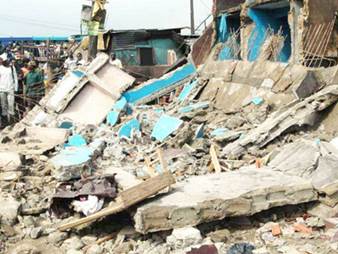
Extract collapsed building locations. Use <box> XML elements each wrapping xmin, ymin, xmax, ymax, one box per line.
<box><xmin>2</xmin><ymin>0</ymin><xmax>338</xmax><ymax>253</ymax></box>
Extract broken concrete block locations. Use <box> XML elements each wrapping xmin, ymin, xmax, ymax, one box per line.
<box><xmin>50</xmin><ymin>146</ymin><xmax>93</xmax><ymax>181</ymax></box>
<box><xmin>268</xmin><ymin>140</ymin><xmax>320</xmax><ymax>178</ymax></box>
<box><xmin>0</xmin><ymin>195</ymin><xmax>21</xmax><ymax>226</ymax></box>
<box><xmin>207</xmin><ymin>229</ymin><xmax>231</xmax><ymax>243</ymax></box>
<box><xmin>0</xmin><ymin>127</ymin><xmax>69</xmax><ymax>155</ymax></box>
<box><xmin>133</xmin><ymin>169</ymin><xmax>317</xmax><ymax>233</ymax></box>
<box><xmin>308</xmin><ymin>203</ymin><xmax>338</xmax><ymax>219</ymax></box>
<box><xmin>292</xmin><ymin>71</ymin><xmax>320</xmax><ymax>99</ymax></box>
<box><xmin>311</xmin><ymin>155</ymin><xmax>338</xmax><ymax>197</ymax></box>
<box><xmin>166</xmin><ymin>227</ymin><xmax>202</xmax><ymax>250</ymax></box>
<box><xmin>0</xmin><ymin>151</ymin><xmax>23</xmax><ymax>171</ymax></box>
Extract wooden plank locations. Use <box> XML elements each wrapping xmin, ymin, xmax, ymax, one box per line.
<box><xmin>210</xmin><ymin>144</ymin><xmax>222</xmax><ymax>173</ymax></box>
<box><xmin>58</xmin><ymin>172</ymin><xmax>175</xmax><ymax>231</ymax></box>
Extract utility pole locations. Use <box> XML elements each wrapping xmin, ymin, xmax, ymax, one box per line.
<box><xmin>190</xmin><ymin>0</ymin><xmax>195</xmax><ymax>35</ymax></box>
<box><xmin>88</xmin><ymin>0</ymin><xmax>98</xmax><ymax>59</ymax></box>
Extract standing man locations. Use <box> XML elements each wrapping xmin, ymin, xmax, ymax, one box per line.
<box><xmin>64</xmin><ymin>53</ymin><xmax>77</xmax><ymax>71</ymax></box>
<box><xmin>0</xmin><ymin>56</ymin><xmax>18</xmax><ymax>127</ymax></box>
<box><xmin>25</xmin><ymin>61</ymin><xmax>45</xmax><ymax>110</ymax></box>
<box><xmin>110</xmin><ymin>53</ymin><xmax>123</xmax><ymax>69</ymax></box>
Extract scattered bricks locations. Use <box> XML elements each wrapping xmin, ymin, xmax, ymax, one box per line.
<box><xmin>294</xmin><ymin>223</ymin><xmax>313</xmax><ymax>234</ymax></box>
<box><xmin>271</xmin><ymin>224</ymin><xmax>282</xmax><ymax>236</ymax></box>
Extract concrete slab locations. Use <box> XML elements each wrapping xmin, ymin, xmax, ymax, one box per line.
<box><xmin>0</xmin><ymin>151</ymin><xmax>23</xmax><ymax>171</ymax></box>
<box><xmin>133</xmin><ymin>169</ymin><xmax>317</xmax><ymax>233</ymax></box>
<box><xmin>0</xmin><ymin>127</ymin><xmax>69</xmax><ymax>155</ymax></box>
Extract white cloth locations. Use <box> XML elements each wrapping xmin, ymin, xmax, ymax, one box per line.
<box><xmin>0</xmin><ymin>65</ymin><xmax>18</xmax><ymax>93</ymax></box>
<box><xmin>72</xmin><ymin>195</ymin><xmax>104</xmax><ymax>216</ymax></box>
<box><xmin>110</xmin><ymin>59</ymin><xmax>123</xmax><ymax>69</ymax></box>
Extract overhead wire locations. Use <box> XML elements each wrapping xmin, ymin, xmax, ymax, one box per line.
<box><xmin>0</xmin><ymin>16</ymin><xmax>79</xmax><ymax>33</ymax></box>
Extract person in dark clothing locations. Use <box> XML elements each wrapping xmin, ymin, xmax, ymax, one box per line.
<box><xmin>24</xmin><ymin>61</ymin><xmax>45</xmax><ymax>110</ymax></box>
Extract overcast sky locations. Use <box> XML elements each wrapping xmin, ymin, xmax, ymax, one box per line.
<box><xmin>0</xmin><ymin>0</ymin><xmax>212</xmax><ymax>37</ymax></box>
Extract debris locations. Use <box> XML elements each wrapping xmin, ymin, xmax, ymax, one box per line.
<box><xmin>0</xmin><ymin>127</ymin><xmax>69</xmax><ymax>155</ymax></box>
<box><xmin>0</xmin><ymin>195</ymin><xmax>21</xmax><ymax>226</ymax></box>
<box><xmin>167</xmin><ymin>227</ymin><xmax>202</xmax><ymax>250</ymax></box>
<box><xmin>271</xmin><ymin>224</ymin><xmax>282</xmax><ymax>236</ymax></box>
<box><xmin>223</xmin><ymin>85</ymin><xmax>338</xmax><ymax>158</ymax></box>
<box><xmin>293</xmin><ymin>223</ymin><xmax>312</xmax><ymax>234</ymax></box>
<box><xmin>29</xmin><ymin>227</ymin><xmax>42</xmax><ymax>239</ymax></box>
<box><xmin>324</xmin><ymin>218</ymin><xmax>338</xmax><ymax>229</ymax></box>
<box><xmin>305</xmin><ymin>217</ymin><xmax>325</xmax><ymax>228</ymax></box>
<box><xmin>151</xmin><ymin>114</ymin><xmax>183</xmax><ymax>142</ymax></box>
<box><xmin>207</xmin><ymin>229</ymin><xmax>231</xmax><ymax>243</ymax></box>
<box><xmin>51</xmin><ymin>175</ymin><xmax>117</xmax><ymax>217</ymax></box>
<box><xmin>0</xmin><ymin>151</ymin><xmax>23</xmax><ymax>171</ymax></box>
<box><xmin>210</xmin><ymin>144</ymin><xmax>222</xmax><ymax>173</ymax></box>
<box><xmin>179</xmin><ymin>101</ymin><xmax>209</xmax><ymax>113</ymax></box>
<box><xmin>58</xmin><ymin>172</ymin><xmax>175</xmax><ymax>231</ymax></box>
<box><xmin>187</xmin><ymin>245</ymin><xmax>219</xmax><ymax>254</ymax></box>
<box><xmin>251</xmin><ymin>97</ymin><xmax>264</xmax><ymax>106</ymax></box>
<box><xmin>123</xmin><ymin>63</ymin><xmax>196</xmax><ymax>105</ymax></box>
<box><xmin>118</xmin><ymin>118</ymin><xmax>141</xmax><ymax>139</ymax></box>
<box><xmin>227</xmin><ymin>243</ymin><xmax>255</xmax><ymax>254</ymax></box>
<box><xmin>178</xmin><ymin>80</ymin><xmax>198</xmax><ymax>102</ymax></box>
<box><xmin>72</xmin><ymin>195</ymin><xmax>104</xmax><ymax>216</ymax></box>
<box><xmin>50</xmin><ymin>146</ymin><xmax>94</xmax><ymax>181</ymax></box>
<box><xmin>67</xmin><ymin>134</ymin><xmax>87</xmax><ymax>147</ymax></box>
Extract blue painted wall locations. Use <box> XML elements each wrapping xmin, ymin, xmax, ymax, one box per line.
<box><xmin>217</xmin><ymin>13</ymin><xmax>241</xmax><ymax>61</ymax></box>
<box><xmin>247</xmin><ymin>7</ymin><xmax>291</xmax><ymax>62</ymax></box>
<box><xmin>123</xmin><ymin>63</ymin><xmax>196</xmax><ymax>104</ymax></box>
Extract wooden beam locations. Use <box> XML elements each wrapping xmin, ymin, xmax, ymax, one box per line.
<box><xmin>58</xmin><ymin>172</ymin><xmax>175</xmax><ymax>231</ymax></box>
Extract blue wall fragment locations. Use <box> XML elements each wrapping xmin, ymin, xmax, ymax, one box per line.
<box><xmin>179</xmin><ymin>102</ymin><xmax>209</xmax><ymax>113</ymax></box>
<box><xmin>107</xmin><ymin>111</ymin><xmax>120</xmax><ymax>126</ymax></box>
<box><xmin>123</xmin><ymin>64</ymin><xmax>196</xmax><ymax>104</ymax></box>
<box><xmin>114</xmin><ymin>97</ymin><xmax>128</xmax><ymax>111</ymax></box>
<box><xmin>178</xmin><ymin>80</ymin><xmax>198</xmax><ymax>102</ymax></box>
<box><xmin>66</xmin><ymin>134</ymin><xmax>87</xmax><ymax>147</ymax></box>
<box><xmin>118</xmin><ymin>118</ymin><xmax>141</xmax><ymax>138</ymax></box>
<box><xmin>151</xmin><ymin>115</ymin><xmax>183</xmax><ymax>142</ymax></box>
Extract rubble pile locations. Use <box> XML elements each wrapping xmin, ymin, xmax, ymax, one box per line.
<box><xmin>2</xmin><ymin>0</ymin><xmax>338</xmax><ymax>253</ymax></box>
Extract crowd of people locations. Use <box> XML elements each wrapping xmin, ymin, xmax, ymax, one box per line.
<box><xmin>0</xmin><ymin>41</ymin><xmax>124</xmax><ymax>129</ymax></box>
<box><xmin>0</xmin><ymin>45</ymin><xmax>45</xmax><ymax>128</ymax></box>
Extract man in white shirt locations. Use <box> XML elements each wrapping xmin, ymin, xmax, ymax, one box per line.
<box><xmin>110</xmin><ymin>53</ymin><xmax>123</xmax><ymax>69</ymax></box>
<box><xmin>76</xmin><ymin>53</ymin><xmax>86</xmax><ymax>66</ymax></box>
<box><xmin>0</xmin><ymin>56</ymin><xmax>18</xmax><ymax>127</ymax></box>
<box><xmin>64</xmin><ymin>53</ymin><xmax>77</xmax><ymax>71</ymax></box>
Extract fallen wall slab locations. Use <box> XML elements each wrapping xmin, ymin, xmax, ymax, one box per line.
<box><xmin>133</xmin><ymin>169</ymin><xmax>317</xmax><ymax>234</ymax></box>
